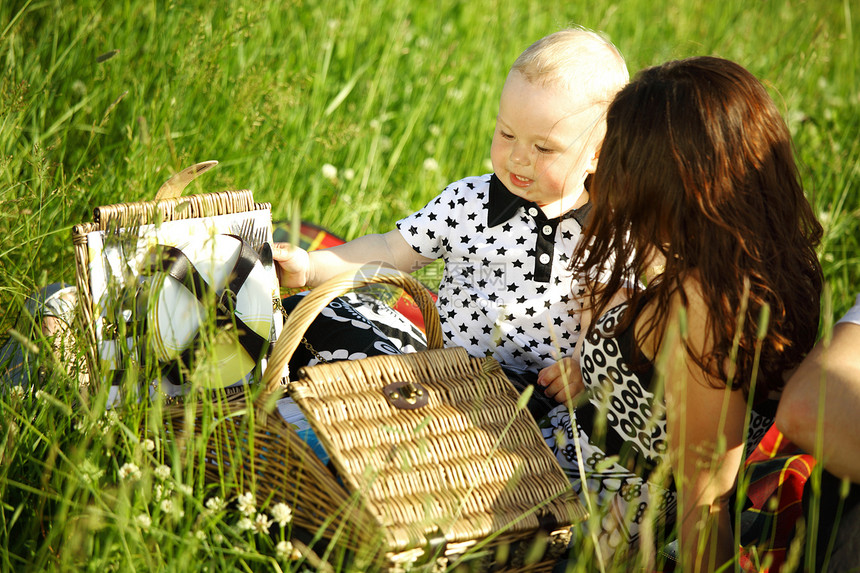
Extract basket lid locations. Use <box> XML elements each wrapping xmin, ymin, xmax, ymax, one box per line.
<box><xmin>289</xmin><ymin>347</ymin><xmax>586</xmax><ymax>554</ymax></box>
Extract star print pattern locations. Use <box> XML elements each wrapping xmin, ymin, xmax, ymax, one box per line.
<box><xmin>397</xmin><ymin>174</ymin><xmax>589</xmax><ymax>372</ymax></box>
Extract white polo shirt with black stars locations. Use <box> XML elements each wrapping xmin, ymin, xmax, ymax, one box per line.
<box><xmin>397</xmin><ymin>173</ymin><xmax>591</xmax><ymax>373</ymax></box>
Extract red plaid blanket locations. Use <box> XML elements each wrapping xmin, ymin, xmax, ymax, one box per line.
<box><xmin>738</xmin><ymin>426</ymin><xmax>816</xmax><ymax>571</ymax></box>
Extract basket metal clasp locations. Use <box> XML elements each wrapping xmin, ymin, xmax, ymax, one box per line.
<box><xmin>383</xmin><ymin>381</ymin><xmax>429</xmax><ymax>410</ymax></box>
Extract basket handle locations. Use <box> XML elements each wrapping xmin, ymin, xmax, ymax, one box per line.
<box><xmin>261</xmin><ymin>267</ymin><xmax>442</xmax><ymax>396</ymax></box>
<box><xmin>154</xmin><ymin>160</ymin><xmax>219</xmax><ymax>200</ymax></box>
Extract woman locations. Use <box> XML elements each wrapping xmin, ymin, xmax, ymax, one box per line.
<box><xmin>543</xmin><ymin>56</ymin><xmax>823</xmax><ymax>571</ymax></box>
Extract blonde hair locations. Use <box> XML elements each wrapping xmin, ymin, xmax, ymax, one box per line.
<box><xmin>511</xmin><ymin>27</ymin><xmax>629</xmax><ymax>107</ymax></box>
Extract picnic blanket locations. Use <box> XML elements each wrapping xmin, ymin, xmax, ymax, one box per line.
<box><xmin>738</xmin><ymin>425</ymin><xmax>816</xmax><ymax>571</ymax></box>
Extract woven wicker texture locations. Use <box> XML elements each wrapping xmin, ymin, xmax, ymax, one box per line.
<box><xmin>291</xmin><ymin>348</ymin><xmax>582</xmax><ymax>550</ymax></box>
<box><xmin>164</xmin><ymin>387</ymin><xmax>379</xmax><ymax>552</ymax></box>
<box><xmin>257</xmin><ymin>268</ymin><xmax>586</xmax><ymax>569</ymax></box>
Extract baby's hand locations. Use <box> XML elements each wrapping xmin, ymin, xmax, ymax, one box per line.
<box><xmin>272</xmin><ymin>243</ymin><xmax>311</xmax><ymax>288</ymax></box>
<box><xmin>537</xmin><ymin>356</ymin><xmax>585</xmax><ymax>404</ymax></box>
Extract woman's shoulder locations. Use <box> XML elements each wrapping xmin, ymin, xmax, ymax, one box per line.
<box><xmin>638</xmin><ymin>273</ymin><xmax>714</xmax><ymax>360</ymax></box>
<box><xmin>674</xmin><ymin>274</ymin><xmax>715</xmax><ymax>353</ymax></box>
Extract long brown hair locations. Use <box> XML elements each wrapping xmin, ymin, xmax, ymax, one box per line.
<box><xmin>575</xmin><ymin>56</ymin><xmax>823</xmax><ymax>399</ymax></box>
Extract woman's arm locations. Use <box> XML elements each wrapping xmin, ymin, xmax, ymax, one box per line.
<box><xmin>775</xmin><ymin>321</ymin><xmax>860</xmax><ymax>482</ymax></box>
<box><xmin>656</xmin><ymin>283</ymin><xmax>747</xmax><ymax>572</ymax></box>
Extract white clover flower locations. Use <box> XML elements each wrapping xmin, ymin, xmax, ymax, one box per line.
<box><xmin>275</xmin><ymin>540</ymin><xmax>290</xmax><ymax>559</ymax></box>
<box><xmin>35</xmin><ymin>390</ymin><xmax>46</xmax><ymax>401</ymax></box>
<box><xmin>342</xmin><ymin>168</ymin><xmax>355</xmax><ymax>181</ymax></box>
<box><xmin>70</xmin><ymin>80</ymin><xmax>87</xmax><ymax>96</ymax></box>
<box><xmin>160</xmin><ymin>498</ymin><xmax>184</xmax><ymax>520</ymax></box>
<box><xmin>195</xmin><ymin>530</ymin><xmax>206</xmax><ymax>541</ymax></box>
<box><xmin>236</xmin><ymin>517</ymin><xmax>254</xmax><ymax>532</ymax></box>
<box><xmin>253</xmin><ymin>513</ymin><xmax>272</xmax><ymax>535</ymax></box>
<box><xmin>177</xmin><ymin>484</ymin><xmax>192</xmax><ymax>497</ymax></box>
<box><xmin>136</xmin><ymin>514</ymin><xmax>152</xmax><ymax>529</ymax></box>
<box><xmin>428</xmin><ymin>124</ymin><xmax>441</xmax><ymax>137</ymax></box>
<box><xmin>276</xmin><ymin>540</ymin><xmax>300</xmax><ymax>560</ymax></box>
<box><xmin>142</xmin><ymin>439</ymin><xmax>156</xmax><ymax>452</ymax></box>
<box><xmin>205</xmin><ymin>496</ymin><xmax>225</xmax><ymax>512</ymax></box>
<box><xmin>321</xmin><ymin>163</ymin><xmax>338</xmax><ymax>180</ymax></box>
<box><xmin>9</xmin><ymin>386</ymin><xmax>25</xmax><ymax>400</ymax></box>
<box><xmin>154</xmin><ymin>465</ymin><xmax>171</xmax><ymax>481</ymax></box>
<box><xmin>270</xmin><ymin>502</ymin><xmax>293</xmax><ymax>527</ymax></box>
<box><xmin>236</xmin><ymin>492</ymin><xmax>256</xmax><ymax>517</ymax></box>
<box><xmin>423</xmin><ymin>158</ymin><xmax>439</xmax><ymax>172</ymax></box>
<box><xmin>213</xmin><ymin>532</ymin><xmax>224</xmax><ymax>544</ymax></box>
<box><xmin>79</xmin><ymin>458</ymin><xmax>104</xmax><ymax>485</ymax></box>
<box><xmin>119</xmin><ymin>463</ymin><xmax>142</xmax><ymax>481</ymax></box>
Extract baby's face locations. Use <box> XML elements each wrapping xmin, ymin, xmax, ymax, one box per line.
<box><xmin>491</xmin><ymin>71</ymin><xmax>601</xmax><ymax>218</ymax></box>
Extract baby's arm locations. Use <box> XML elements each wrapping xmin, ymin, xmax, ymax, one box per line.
<box><xmin>273</xmin><ymin>229</ymin><xmax>433</xmax><ymax>288</ymax></box>
<box><xmin>537</xmin><ymin>287</ymin><xmax>629</xmax><ymax>404</ymax></box>
<box><xmin>537</xmin><ymin>305</ymin><xmax>591</xmax><ymax>404</ymax></box>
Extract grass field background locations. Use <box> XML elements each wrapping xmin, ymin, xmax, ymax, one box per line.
<box><xmin>1</xmin><ymin>0</ymin><xmax>858</xmax><ymax>570</ymax></box>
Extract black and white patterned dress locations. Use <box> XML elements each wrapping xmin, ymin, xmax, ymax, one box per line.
<box><xmin>540</xmin><ymin>301</ymin><xmax>775</xmax><ymax>554</ymax></box>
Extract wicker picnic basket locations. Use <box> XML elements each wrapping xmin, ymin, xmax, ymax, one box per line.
<box><xmin>71</xmin><ymin>176</ymin><xmax>269</xmax><ymax>386</ymax></box>
<box><xmin>164</xmin><ymin>267</ymin><xmax>587</xmax><ymax>572</ymax></box>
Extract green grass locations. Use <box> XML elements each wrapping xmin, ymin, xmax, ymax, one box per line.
<box><xmin>1</xmin><ymin>0</ymin><xmax>859</xmax><ymax>571</ymax></box>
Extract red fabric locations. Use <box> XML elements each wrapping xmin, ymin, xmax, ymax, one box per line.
<box><xmin>655</xmin><ymin>427</ymin><xmax>816</xmax><ymax>573</ymax></box>
<box><xmin>390</xmin><ymin>291</ymin><xmax>434</xmax><ymax>332</ymax></box>
<box><xmin>739</xmin><ymin>425</ymin><xmax>816</xmax><ymax>571</ymax></box>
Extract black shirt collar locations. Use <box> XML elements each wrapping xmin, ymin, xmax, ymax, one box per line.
<box><xmin>487</xmin><ymin>173</ymin><xmax>592</xmax><ymax>228</ymax></box>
